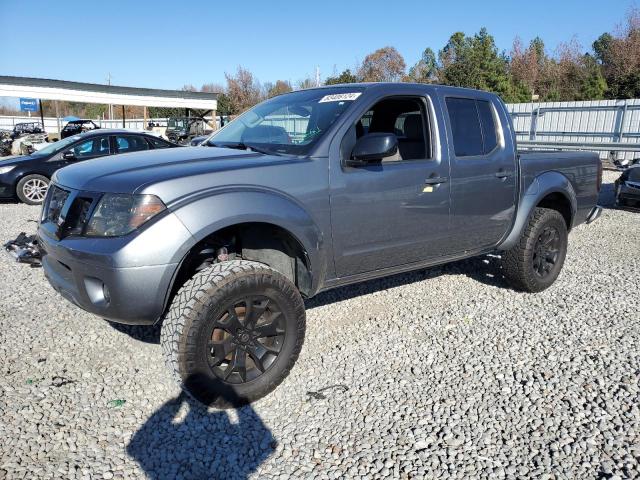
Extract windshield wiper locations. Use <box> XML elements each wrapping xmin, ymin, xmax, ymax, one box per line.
<box><xmin>209</xmin><ymin>142</ymin><xmax>278</xmax><ymax>156</ymax></box>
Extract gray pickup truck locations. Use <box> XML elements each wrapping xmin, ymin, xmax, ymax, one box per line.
<box><xmin>37</xmin><ymin>83</ymin><xmax>602</xmax><ymax>407</ymax></box>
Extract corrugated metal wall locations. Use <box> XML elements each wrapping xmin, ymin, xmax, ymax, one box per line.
<box><xmin>507</xmin><ymin>99</ymin><xmax>640</xmax><ymax>160</ymax></box>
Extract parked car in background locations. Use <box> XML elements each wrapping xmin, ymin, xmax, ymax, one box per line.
<box><xmin>11</xmin><ymin>122</ymin><xmax>46</xmax><ymax>140</ymax></box>
<box><xmin>36</xmin><ymin>84</ymin><xmax>602</xmax><ymax>408</ymax></box>
<box><xmin>61</xmin><ymin>119</ymin><xmax>100</xmax><ymax>139</ymax></box>
<box><xmin>0</xmin><ymin>129</ymin><xmax>177</xmax><ymax>204</ymax></box>
<box><xmin>165</xmin><ymin>116</ymin><xmax>212</xmax><ymax>145</ymax></box>
<box><xmin>0</xmin><ymin>122</ymin><xmax>49</xmax><ymax>157</ymax></box>
<box><xmin>615</xmin><ymin>165</ymin><xmax>640</xmax><ymax>207</ymax></box>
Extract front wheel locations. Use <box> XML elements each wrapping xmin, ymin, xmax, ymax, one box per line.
<box><xmin>501</xmin><ymin>207</ymin><xmax>568</xmax><ymax>293</ymax></box>
<box><xmin>161</xmin><ymin>260</ymin><xmax>306</xmax><ymax>408</ymax></box>
<box><xmin>16</xmin><ymin>174</ymin><xmax>50</xmax><ymax>205</ymax></box>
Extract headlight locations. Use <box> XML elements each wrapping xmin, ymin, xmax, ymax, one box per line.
<box><xmin>85</xmin><ymin>194</ymin><xmax>166</xmax><ymax>237</ymax></box>
<box><xmin>0</xmin><ymin>166</ymin><xmax>15</xmax><ymax>175</ymax></box>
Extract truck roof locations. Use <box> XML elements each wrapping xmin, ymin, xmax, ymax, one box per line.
<box><xmin>299</xmin><ymin>82</ymin><xmax>495</xmax><ymax>96</ymax></box>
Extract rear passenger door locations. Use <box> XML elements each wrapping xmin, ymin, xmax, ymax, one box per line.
<box><xmin>444</xmin><ymin>95</ymin><xmax>517</xmax><ymax>251</ymax></box>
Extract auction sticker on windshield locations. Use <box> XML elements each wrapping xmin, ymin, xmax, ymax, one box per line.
<box><xmin>319</xmin><ymin>92</ymin><xmax>362</xmax><ymax>103</ymax></box>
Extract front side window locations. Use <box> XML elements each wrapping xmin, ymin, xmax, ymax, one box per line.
<box><xmin>357</xmin><ymin>97</ymin><xmax>429</xmax><ymax>161</ymax></box>
<box><xmin>445</xmin><ymin>97</ymin><xmax>499</xmax><ymax>157</ymax></box>
<box><xmin>208</xmin><ymin>87</ymin><xmax>365</xmax><ymax>155</ymax></box>
<box><xmin>71</xmin><ymin>136</ymin><xmax>110</xmax><ymax>158</ymax></box>
<box><xmin>116</xmin><ymin>135</ymin><xmax>149</xmax><ymax>153</ymax></box>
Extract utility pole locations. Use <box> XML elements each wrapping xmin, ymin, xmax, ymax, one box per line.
<box><xmin>106</xmin><ymin>73</ymin><xmax>113</xmax><ymax>121</ymax></box>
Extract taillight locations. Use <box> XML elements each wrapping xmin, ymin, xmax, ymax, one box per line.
<box><xmin>597</xmin><ymin>160</ymin><xmax>603</xmax><ymax>192</ymax></box>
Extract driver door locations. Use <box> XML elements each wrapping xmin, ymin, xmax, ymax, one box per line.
<box><xmin>330</xmin><ymin>95</ymin><xmax>451</xmax><ymax>277</ymax></box>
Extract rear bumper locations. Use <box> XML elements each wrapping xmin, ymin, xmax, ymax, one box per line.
<box><xmin>39</xmin><ymin>232</ymin><xmax>178</xmax><ymax>325</ymax></box>
<box><xmin>585</xmin><ymin>205</ymin><xmax>602</xmax><ymax>224</ymax></box>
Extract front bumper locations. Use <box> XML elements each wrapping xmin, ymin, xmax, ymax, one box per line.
<box><xmin>39</xmin><ymin>231</ymin><xmax>178</xmax><ymax>325</ymax></box>
<box><xmin>0</xmin><ymin>178</ymin><xmax>15</xmax><ymax>198</ymax></box>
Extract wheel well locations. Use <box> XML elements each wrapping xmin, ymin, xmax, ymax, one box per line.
<box><xmin>166</xmin><ymin>222</ymin><xmax>312</xmax><ymax>312</ymax></box>
<box><xmin>537</xmin><ymin>192</ymin><xmax>572</xmax><ymax>229</ymax></box>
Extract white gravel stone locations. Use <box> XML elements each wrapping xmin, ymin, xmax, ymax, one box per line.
<box><xmin>0</xmin><ymin>171</ymin><xmax>638</xmax><ymax>479</ymax></box>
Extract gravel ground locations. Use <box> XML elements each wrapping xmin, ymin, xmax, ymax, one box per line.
<box><xmin>0</xmin><ymin>171</ymin><xmax>638</xmax><ymax>480</ymax></box>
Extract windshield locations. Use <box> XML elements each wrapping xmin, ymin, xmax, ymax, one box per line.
<box><xmin>168</xmin><ymin>119</ymin><xmax>187</xmax><ymax>129</ymax></box>
<box><xmin>208</xmin><ymin>87</ymin><xmax>365</xmax><ymax>155</ymax></box>
<box><xmin>31</xmin><ymin>135</ymin><xmax>82</xmax><ymax>156</ymax></box>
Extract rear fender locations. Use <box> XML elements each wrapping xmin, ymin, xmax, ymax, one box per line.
<box><xmin>498</xmin><ymin>171</ymin><xmax>577</xmax><ymax>251</ymax></box>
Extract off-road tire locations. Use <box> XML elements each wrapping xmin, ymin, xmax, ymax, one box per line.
<box><xmin>160</xmin><ymin>260</ymin><xmax>306</xmax><ymax>408</ymax></box>
<box><xmin>16</xmin><ymin>174</ymin><xmax>50</xmax><ymax>205</ymax></box>
<box><xmin>501</xmin><ymin>207</ymin><xmax>568</xmax><ymax>293</ymax></box>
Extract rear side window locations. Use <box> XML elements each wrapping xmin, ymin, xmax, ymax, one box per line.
<box><xmin>147</xmin><ymin>136</ymin><xmax>172</xmax><ymax>149</ymax></box>
<box><xmin>446</xmin><ymin>98</ymin><xmax>483</xmax><ymax>157</ymax></box>
<box><xmin>115</xmin><ymin>135</ymin><xmax>149</xmax><ymax>153</ymax></box>
<box><xmin>445</xmin><ymin>97</ymin><xmax>499</xmax><ymax>157</ymax></box>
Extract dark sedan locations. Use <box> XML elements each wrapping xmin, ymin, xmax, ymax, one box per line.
<box><xmin>615</xmin><ymin>165</ymin><xmax>640</xmax><ymax>208</ymax></box>
<box><xmin>0</xmin><ymin>129</ymin><xmax>177</xmax><ymax>205</ymax></box>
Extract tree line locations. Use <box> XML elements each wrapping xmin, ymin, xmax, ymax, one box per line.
<box><xmin>204</xmin><ymin>7</ymin><xmax>639</xmax><ymax>115</ymax></box>
<box><xmin>2</xmin><ymin>8</ymin><xmax>637</xmax><ymax>120</ymax></box>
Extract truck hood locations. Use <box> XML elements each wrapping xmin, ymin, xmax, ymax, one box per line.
<box><xmin>53</xmin><ymin>147</ymin><xmax>290</xmax><ymax>196</ymax></box>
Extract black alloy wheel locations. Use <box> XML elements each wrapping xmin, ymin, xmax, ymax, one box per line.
<box><xmin>207</xmin><ymin>296</ymin><xmax>286</xmax><ymax>384</ymax></box>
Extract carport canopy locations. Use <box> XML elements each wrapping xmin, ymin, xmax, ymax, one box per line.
<box><xmin>0</xmin><ymin>75</ymin><xmax>218</xmax><ymax>110</ymax></box>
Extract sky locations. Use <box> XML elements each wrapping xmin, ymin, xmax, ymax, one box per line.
<box><xmin>0</xmin><ymin>0</ymin><xmax>636</xmax><ymax>102</ymax></box>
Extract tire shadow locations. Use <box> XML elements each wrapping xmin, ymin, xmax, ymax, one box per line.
<box><xmin>108</xmin><ymin>321</ymin><xmax>161</xmax><ymax>344</ymax></box>
<box><xmin>127</xmin><ymin>389</ymin><xmax>275</xmax><ymax>480</ymax></box>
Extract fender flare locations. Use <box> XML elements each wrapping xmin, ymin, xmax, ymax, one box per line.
<box><xmin>498</xmin><ymin>171</ymin><xmax>577</xmax><ymax>251</ymax></box>
<box><xmin>169</xmin><ymin>187</ymin><xmax>327</xmax><ymax>292</ymax></box>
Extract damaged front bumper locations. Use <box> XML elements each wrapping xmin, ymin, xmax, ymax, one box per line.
<box><xmin>4</xmin><ymin>232</ymin><xmax>42</xmax><ymax>266</ymax></box>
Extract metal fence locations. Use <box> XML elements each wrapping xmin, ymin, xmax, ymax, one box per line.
<box><xmin>506</xmin><ymin>99</ymin><xmax>640</xmax><ymax>161</ymax></box>
<box><xmin>3</xmin><ymin>99</ymin><xmax>640</xmax><ymax>161</ymax></box>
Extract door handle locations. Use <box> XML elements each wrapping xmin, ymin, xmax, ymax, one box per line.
<box><xmin>495</xmin><ymin>170</ymin><xmax>511</xmax><ymax>179</ymax></box>
<box><xmin>424</xmin><ymin>176</ymin><xmax>448</xmax><ymax>185</ymax></box>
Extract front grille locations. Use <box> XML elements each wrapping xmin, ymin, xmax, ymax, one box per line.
<box><xmin>62</xmin><ymin>197</ymin><xmax>93</xmax><ymax>236</ymax></box>
<box><xmin>42</xmin><ymin>184</ymin><xmax>99</xmax><ymax>239</ymax></box>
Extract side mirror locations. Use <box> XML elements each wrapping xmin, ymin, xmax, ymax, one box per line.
<box><xmin>347</xmin><ymin>133</ymin><xmax>398</xmax><ymax>167</ymax></box>
<box><xmin>62</xmin><ymin>151</ymin><xmax>76</xmax><ymax>160</ymax></box>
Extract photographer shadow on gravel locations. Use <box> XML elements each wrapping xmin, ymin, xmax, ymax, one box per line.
<box><xmin>127</xmin><ymin>387</ymin><xmax>275</xmax><ymax>480</ymax></box>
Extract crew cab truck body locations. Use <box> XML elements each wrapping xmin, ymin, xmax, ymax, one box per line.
<box><xmin>37</xmin><ymin>83</ymin><xmax>602</xmax><ymax>407</ymax></box>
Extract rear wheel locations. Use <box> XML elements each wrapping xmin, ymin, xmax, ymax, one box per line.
<box><xmin>501</xmin><ymin>207</ymin><xmax>568</xmax><ymax>292</ymax></box>
<box><xmin>16</xmin><ymin>174</ymin><xmax>49</xmax><ymax>205</ymax></box>
<box><xmin>161</xmin><ymin>260</ymin><xmax>306</xmax><ymax>408</ymax></box>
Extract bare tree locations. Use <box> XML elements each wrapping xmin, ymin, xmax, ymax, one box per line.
<box><xmin>225</xmin><ymin>67</ymin><xmax>262</xmax><ymax>114</ymax></box>
<box><xmin>358</xmin><ymin>46</ymin><xmax>406</xmax><ymax>82</ymax></box>
<box><xmin>265</xmin><ymin>80</ymin><xmax>292</xmax><ymax>98</ymax></box>
<box><xmin>201</xmin><ymin>83</ymin><xmax>225</xmax><ymax>93</ymax></box>
<box><xmin>296</xmin><ymin>77</ymin><xmax>316</xmax><ymax>90</ymax></box>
